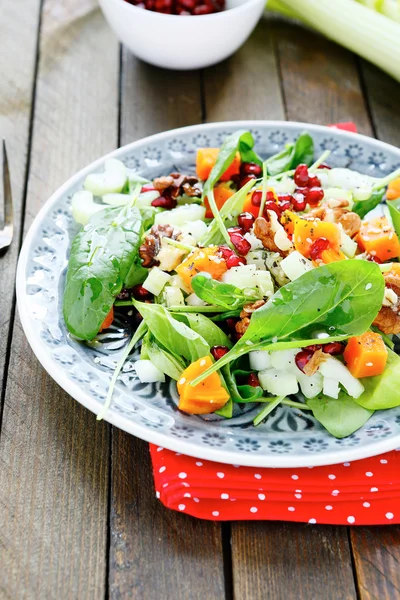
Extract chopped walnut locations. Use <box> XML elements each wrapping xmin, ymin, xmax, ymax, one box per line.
<box><xmin>235</xmin><ymin>300</ymin><xmax>266</xmax><ymax>337</ymax></box>
<box><xmin>373</xmin><ymin>308</ymin><xmax>400</xmax><ymax>335</ymax></box>
<box><xmin>326</xmin><ymin>198</ymin><xmax>350</xmax><ymax>209</ymax></box>
<box><xmin>307</xmin><ymin>206</ymin><xmax>361</xmax><ymax>238</ymax></box>
<box><xmin>139</xmin><ymin>224</ymin><xmax>180</xmax><ymax>268</ymax></box>
<box><xmin>152</xmin><ymin>172</ymin><xmax>202</xmax><ymax>199</ymax></box>
<box><xmin>336</xmin><ymin>211</ymin><xmax>361</xmax><ymax>238</ymax></box>
<box><xmin>253</xmin><ymin>217</ymin><xmax>286</xmax><ymax>256</ymax></box>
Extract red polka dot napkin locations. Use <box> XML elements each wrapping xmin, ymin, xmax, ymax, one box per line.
<box><xmin>150</xmin><ymin>122</ymin><xmax>400</xmax><ymax>524</ymax></box>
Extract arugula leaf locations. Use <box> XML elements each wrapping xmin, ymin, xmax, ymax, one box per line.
<box><xmin>200</xmin><ymin>179</ymin><xmax>256</xmax><ymax>247</ymax></box>
<box><xmin>387</xmin><ymin>196</ymin><xmax>400</xmax><ymax>238</ymax></box>
<box><xmin>307</xmin><ymin>391</ymin><xmax>374</xmax><ymax>438</ymax></box>
<box><xmin>173</xmin><ymin>312</ymin><xmax>232</xmax><ymax>349</ymax></box>
<box><xmin>191</xmin><ymin>274</ymin><xmax>261</xmax><ymax>311</ymax></box>
<box><xmin>265</xmin><ymin>132</ymin><xmax>314</xmax><ymax>176</ymax></box>
<box><xmin>190</xmin><ymin>260</ymin><xmax>385</xmax><ymax>385</ymax></box>
<box><xmin>352</xmin><ymin>188</ymin><xmax>385</xmax><ymax>219</ymax></box>
<box><xmin>63</xmin><ymin>204</ymin><xmax>142</xmax><ymax>340</ymax></box>
<box><xmin>238</xmin><ymin>135</ymin><xmax>263</xmax><ymax>166</ymax></box>
<box><xmin>133</xmin><ymin>301</ymin><xmax>209</xmax><ymax>363</ymax></box>
<box><xmin>353</xmin><ymin>348</ymin><xmax>400</xmax><ymax>410</ymax></box>
<box><xmin>142</xmin><ymin>333</ymin><xmax>185</xmax><ymax>380</ymax></box>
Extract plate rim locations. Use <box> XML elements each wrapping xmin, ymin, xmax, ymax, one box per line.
<box><xmin>16</xmin><ymin>120</ymin><xmax>400</xmax><ymax>468</ymax></box>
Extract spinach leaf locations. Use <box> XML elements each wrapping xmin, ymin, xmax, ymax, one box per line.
<box><xmin>222</xmin><ymin>364</ymin><xmax>263</xmax><ymax>403</ymax></box>
<box><xmin>133</xmin><ymin>301</ymin><xmax>209</xmax><ymax>363</ymax></box>
<box><xmin>191</xmin><ymin>274</ymin><xmax>261</xmax><ymax>311</ymax></box>
<box><xmin>173</xmin><ymin>312</ymin><xmax>232</xmax><ymax>349</ymax></box>
<box><xmin>352</xmin><ymin>188</ymin><xmax>385</xmax><ymax>219</ymax></box>
<box><xmin>353</xmin><ymin>348</ymin><xmax>400</xmax><ymax>410</ymax></box>
<box><xmin>265</xmin><ymin>132</ymin><xmax>314</xmax><ymax>176</ymax></box>
<box><xmin>142</xmin><ymin>333</ymin><xmax>185</xmax><ymax>380</ymax></box>
<box><xmin>238</xmin><ymin>135</ymin><xmax>262</xmax><ymax>167</ymax></box>
<box><xmin>63</xmin><ymin>204</ymin><xmax>142</xmax><ymax>340</ymax></box>
<box><xmin>307</xmin><ymin>391</ymin><xmax>374</xmax><ymax>438</ymax></box>
<box><xmin>200</xmin><ymin>179</ymin><xmax>255</xmax><ymax>246</ymax></box>
<box><xmin>125</xmin><ymin>255</ymin><xmax>147</xmax><ymax>288</ymax></box>
<box><xmin>189</xmin><ymin>260</ymin><xmax>385</xmax><ymax>385</ymax></box>
<box><xmin>387</xmin><ymin>197</ymin><xmax>400</xmax><ymax>238</ymax></box>
<box><xmin>216</xmin><ymin>397</ymin><xmax>233</xmax><ymax>418</ymax></box>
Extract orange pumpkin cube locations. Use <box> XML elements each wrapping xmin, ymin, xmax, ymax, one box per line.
<box><xmin>320</xmin><ymin>248</ymin><xmax>347</xmax><ymax>264</ymax></box>
<box><xmin>177</xmin><ymin>356</ymin><xmax>230</xmax><ymax>415</ymax></box>
<box><xmin>387</xmin><ymin>177</ymin><xmax>400</xmax><ymax>201</ymax></box>
<box><xmin>99</xmin><ymin>307</ymin><xmax>114</xmax><ymax>332</ymax></box>
<box><xmin>357</xmin><ymin>217</ymin><xmax>400</xmax><ymax>262</ymax></box>
<box><xmin>294</xmin><ymin>218</ymin><xmax>341</xmax><ymax>259</ymax></box>
<box><xmin>196</xmin><ymin>148</ymin><xmax>241</xmax><ymax>182</ymax></box>
<box><xmin>176</xmin><ymin>246</ymin><xmax>228</xmax><ymax>292</ymax></box>
<box><xmin>343</xmin><ymin>331</ymin><xmax>388</xmax><ymax>378</ymax></box>
<box><xmin>204</xmin><ymin>183</ymin><xmax>235</xmax><ymax>218</ymax></box>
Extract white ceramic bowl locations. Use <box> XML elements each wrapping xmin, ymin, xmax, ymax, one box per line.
<box><xmin>98</xmin><ymin>0</ymin><xmax>266</xmax><ymax>70</ymax></box>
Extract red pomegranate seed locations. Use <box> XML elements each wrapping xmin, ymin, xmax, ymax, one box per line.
<box><xmin>277</xmin><ymin>193</ymin><xmax>293</xmax><ymax>204</ymax></box>
<box><xmin>309</xmin><ymin>237</ymin><xmax>330</xmax><ymax>261</ymax></box>
<box><xmin>241</xmin><ymin>162</ymin><xmax>263</xmax><ymax>177</ymax></box>
<box><xmin>193</xmin><ymin>4</ymin><xmax>213</xmax><ymax>13</ymax></box>
<box><xmin>367</xmin><ymin>254</ymin><xmax>382</xmax><ymax>264</ymax></box>
<box><xmin>307</xmin><ymin>175</ymin><xmax>321</xmax><ymax>188</ymax></box>
<box><xmin>239</xmin><ymin>174</ymin><xmax>257</xmax><ymax>188</ymax></box>
<box><xmin>226</xmin><ymin>255</ymin><xmax>246</xmax><ymax>268</ymax></box>
<box><xmin>292</xmin><ymin>192</ymin><xmax>306</xmax><ymax>212</ymax></box>
<box><xmin>264</xmin><ymin>201</ymin><xmax>281</xmax><ymax>218</ymax></box>
<box><xmin>132</xmin><ymin>284</ymin><xmax>152</xmax><ymax>300</ymax></box>
<box><xmin>227</xmin><ymin>226</ymin><xmax>244</xmax><ymax>235</ymax></box>
<box><xmin>323</xmin><ymin>342</ymin><xmax>345</xmax><ymax>355</ymax></box>
<box><xmin>295</xmin><ymin>349</ymin><xmax>314</xmax><ymax>373</ymax></box>
<box><xmin>238</xmin><ymin>212</ymin><xmax>255</xmax><ymax>232</ymax></box>
<box><xmin>247</xmin><ymin>373</ymin><xmax>260</xmax><ymax>387</ymax></box>
<box><xmin>141</xmin><ymin>184</ymin><xmax>156</xmax><ymax>192</ymax></box>
<box><xmin>278</xmin><ymin>200</ymin><xmax>292</xmax><ymax>212</ymax></box>
<box><xmin>151</xmin><ymin>195</ymin><xmax>177</xmax><ymax>210</ymax></box>
<box><xmin>305</xmin><ymin>344</ymin><xmax>322</xmax><ymax>352</ymax></box>
<box><xmin>251</xmin><ymin>190</ymin><xmax>262</xmax><ymax>206</ymax></box>
<box><xmin>230</xmin><ymin>233</ymin><xmax>251</xmax><ymax>256</ymax></box>
<box><xmin>226</xmin><ymin>318</ymin><xmax>239</xmax><ymax>332</ymax></box>
<box><xmin>318</xmin><ymin>163</ymin><xmax>331</xmax><ymax>170</ymax></box>
<box><xmin>219</xmin><ymin>245</ymin><xmax>235</xmax><ymax>260</ymax></box>
<box><xmin>294</xmin><ymin>164</ymin><xmax>309</xmax><ymax>187</ymax></box>
<box><xmin>306</xmin><ymin>187</ymin><xmax>324</xmax><ymax>207</ymax></box>
<box><xmin>211</xmin><ymin>345</ymin><xmax>230</xmax><ymax>361</ymax></box>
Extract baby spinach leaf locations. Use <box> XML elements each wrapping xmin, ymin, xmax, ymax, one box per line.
<box><xmin>307</xmin><ymin>391</ymin><xmax>374</xmax><ymax>438</ymax></box>
<box><xmin>173</xmin><ymin>312</ymin><xmax>232</xmax><ymax>349</ymax></box>
<box><xmin>353</xmin><ymin>348</ymin><xmax>400</xmax><ymax>410</ymax></box>
<box><xmin>352</xmin><ymin>188</ymin><xmax>385</xmax><ymax>219</ymax></box>
<box><xmin>63</xmin><ymin>204</ymin><xmax>142</xmax><ymax>340</ymax></box>
<box><xmin>189</xmin><ymin>260</ymin><xmax>385</xmax><ymax>385</ymax></box>
<box><xmin>387</xmin><ymin>197</ymin><xmax>400</xmax><ymax>238</ymax></box>
<box><xmin>125</xmin><ymin>255</ymin><xmax>147</xmax><ymax>288</ymax></box>
<box><xmin>265</xmin><ymin>132</ymin><xmax>314</xmax><ymax>176</ymax></box>
<box><xmin>238</xmin><ymin>135</ymin><xmax>263</xmax><ymax>167</ymax></box>
<box><xmin>143</xmin><ymin>333</ymin><xmax>185</xmax><ymax>381</ymax></box>
<box><xmin>200</xmin><ymin>179</ymin><xmax>255</xmax><ymax>246</ymax></box>
<box><xmin>191</xmin><ymin>274</ymin><xmax>261</xmax><ymax>311</ymax></box>
<box><xmin>133</xmin><ymin>301</ymin><xmax>209</xmax><ymax>363</ymax></box>
<box><xmin>216</xmin><ymin>397</ymin><xmax>233</xmax><ymax>418</ymax></box>
<box><xmin>222</xmin><ymin>364</ymin><xmax>263</xmax><ymax>403</ymax></box>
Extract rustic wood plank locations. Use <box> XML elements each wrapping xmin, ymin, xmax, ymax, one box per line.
<box><xmin>232</xmin><ymin>521</ymin><xmax>357</xmax><ymax>599</ymax></box>
<box><xmin>351</xmin><ymin>526</ymin><xmax>400</xmax><ymax>600</ymax></box>
<box><xmin>108</xmin><ymin>51</ymin><xmax>225</xmax><ymax>600</ymax></box>
<box><xmin>0</xmin><ymin>2</ymin><xmax>119</xmax><ymax>597</ymax></box>
<box><xmin>203</xmin><ymin>18</ymin><xmax>285</xmax><ymax>122</ymax></box>
<box><xmin>349</xmin><ymin>62</ymin><xmax>400</xmax><ymax>600</ymax></box>
<box><xmin>204</xmin><ymin>15</ymin><xmax>369</xmax><ymax>600</ymax></box>
<box><xmin>0</xmin><ymin>0</ymin><xmax>41</xmax><ymax>400</ymax></box>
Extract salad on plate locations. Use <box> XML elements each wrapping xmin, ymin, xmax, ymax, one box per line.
<box><xmin>62</xmin><ymin>129</ymin><xmax>400</xmax><ymax>439</ymax></box>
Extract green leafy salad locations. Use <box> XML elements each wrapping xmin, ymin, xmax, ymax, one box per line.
<box><xmin>63</xmin><ymin>130</ymin><xmax>400</xmax><ymax>438</ymax></box>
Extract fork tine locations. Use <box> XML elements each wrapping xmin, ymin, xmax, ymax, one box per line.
<box><xmin>3</xmin><ymin>140</ymin><xmax>13</xmax><ymax>228</ymax></box>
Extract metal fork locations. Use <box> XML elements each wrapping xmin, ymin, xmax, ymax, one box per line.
<box><xmin>0</xmin><ymin>140</ymin><xmax>13</xmax><ymax>252</ymax></box>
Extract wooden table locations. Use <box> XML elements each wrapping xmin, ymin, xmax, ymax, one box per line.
<box><xmin>1</xmin><ymin>2</ymin><xmax>400</xmax><ymax>598</ymax></box>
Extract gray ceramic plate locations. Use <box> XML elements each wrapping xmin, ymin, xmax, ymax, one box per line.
<box><xmin>16</xmin><ymin>121</ymin><xmax>400</xmax><ymax>467</ymax></box>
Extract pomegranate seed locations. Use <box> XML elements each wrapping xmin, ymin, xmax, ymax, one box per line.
<box><xmin>305</xmin><ymin>344</ymin><xmax>322</xmax><ymax>352</ymax></box>
<box><xmin>226</xmin><ymin>255</ymin><xmax>246</xmax><ymax>268</ymax></box>
<box><xmin>211</xmin><ymin>345</ymin><xmax>230</xmax><ymax>361</ymax></box>
<box><xmin>247</xmin><ymin>373</ymin><xmax>260</xmax><ymax>387</ymax></box>
<box><xmin>151</xmin><ymin>195</ymin><xmax>177</xmax><ymax>210</ymax></box>
<box><xmin>264</xmin><ymin>201</ymin><xmax>281</xmax><ymax>218</ymax></box>
<box><xmin>141</xmin><ymin>184</ymin><xmax>156</xmax><ymax>192</ymax></box>
<box><xmin>292</xmin><ymin>192</ymin><xmax>306</xmax><ymax>212</ymax></box>
<box><xmin>226</xmin><ymin>318</ymin><xmax>239</xmax><ymax>332</ymax></box>
<box><xmin>277</xmin><ymin>193</ymin><xmax>294</xmax><ymax>204</ymax></box>
<box><xmin>239</xmin><ymin>174</ymin><xmax>257</xmax><ymax>188</ymax></box>
<box><xmin>323</xmin><ymin>342</ymin><xmax>345</xmax><ymax>355</ymax></box>
<box><xmin>230</xmin><ymin>233</ymin><xmax>251</xmax><ymax>256</ymax></box>
<box><xmin>278</xmin><ymin>200</ymin><xmax>292</xmax><ymax>212</ymax></box>
<box><xmin>227</xmin><ymin>226</ymin><xmax>244</xmax><ymax>235</ymax></box>
<box><xmin>132</xmin><ymin>284</ymin><xmax>152</xmax><ymax>300</ymax></box>
<box><xmin>219</xmin><ymin>245</ymin><xmax>235</xmax><ymax>260</ymax></box>
<box><xmin>309</xmin><ymin>237</ymin><xmax>330</xmax><ymax>261</ymax></box>
<box><xmin>307</xmin><ymin>175</ymin><xmax>321</xmax><ymax>188</ymax></box>
<box><xmin>241</xmin><ymin>162</ymin><xmax>263</xmax><ymax>177</ymax></box>
<box><xmin>238</xmin><ymin>212</ymin><xmax>255</xmax><ymax>232</ymax></box>
<box><xmin>294</xmin><ymin>164</ymin><xmax>309</xmax><ymax>187</ymax></box>
<box><xmin>295</xmin><ymin>349</ymin><xmax>314</xmax><ymax>373</ymax></box>
<box><xmin>318</xmin><ymin>163</ymin><xmax>331</xmax><ymax>170</ymax></box>
<box><xmin>367</xmin><ymin>254</ymin><xmax>382</xmax><ymax>264</ymax></box>
<box><xmin>251</xmin><ymin>190</ymin><xmax>262</xmax><ymax>206</ymax></box>
<box><xmin>306</xmin><ymin>187</ymin><xmax>324</xmax><ymax>207</ymax></box>
<box><xmin>193</xmin><ymin>4</ymin><xmax>213</xmax><ymax>13</ymax></box>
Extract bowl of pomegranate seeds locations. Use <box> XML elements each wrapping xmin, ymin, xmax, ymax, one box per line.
<box><xmin>98</xmin><ymin>0</ymin><xmax>266</xmax><ymax>69</ymax></box>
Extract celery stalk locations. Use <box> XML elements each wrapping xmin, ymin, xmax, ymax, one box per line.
<box><xmin>266</xmin><ymin>0</ymin><xmax>400</xmax><ymax>82</ymax></box>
